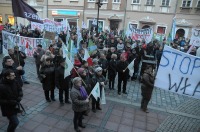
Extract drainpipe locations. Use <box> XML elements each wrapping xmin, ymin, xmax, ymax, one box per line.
<box><xmin>122</xmin><ymin>0</ymin><xmax>127</xmax><ymax>35</ymax></box>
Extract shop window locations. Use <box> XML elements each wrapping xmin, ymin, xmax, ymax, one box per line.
<box><xmin>0</xmin><ymin>15</ymin><xmax>2</xmax><ymax>24</ymax></box>
<box><xmin>157</xmin><ymin>26</ymin><xmax>166</xmax><ymax>34</ymax></box>
<box><xmin>113</xmin><ymin>0</ymin><xmax>120</xmax><ymax>3</ymax></box>
<box><xmin>54</xmin><ymin>18</ymin><xmax>64</xmax><ymax>22</ymax></box>
<box><xmin>68</xmin><ymin>19</ymin><xmax>77</xmax><ymax>29</ymax></box>
<box><xmin>129</xmin><ymin>23</ymin><xmax>138</xmax><ymax>28</ymax></box>
<box><xmin>7</xmin><ymin>15</ymin><xmax>15</xmax><ymax>25</ymax></box>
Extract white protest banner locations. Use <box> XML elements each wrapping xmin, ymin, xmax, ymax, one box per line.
<box><xmin>190</xmin><ymin>28</ymin><xmax>200</xmax><ymax>46</ymax></box>
<box><xmin>155</xmin><ymin>46</ymin><xmax>200</xmax><ymax>99</ymax></box>
<box><xmin>129</xmin><ymin>25</ymin><xmax>153</xmax><ymax>44</ymax></box>
<box><xmin>2</xmin><ymin>31</ymin><xmax>50</xmax><ymax>57</ymax></box>
<box><xmin>31</xmin><ymin>18</ymin><xmax>67</xmax><ymax>33</ymax></box>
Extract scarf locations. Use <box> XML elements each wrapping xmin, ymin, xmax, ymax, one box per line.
<box><xmin>79</xmin><ymin>86</ymin><xmax>88</xmax><ymax>100</ymax></box>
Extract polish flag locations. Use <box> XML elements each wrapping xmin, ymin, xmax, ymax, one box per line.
<box><xmin>83</xmin><ymin>48</ymin><xmax>93</xmax><ymax>66</ymax></box>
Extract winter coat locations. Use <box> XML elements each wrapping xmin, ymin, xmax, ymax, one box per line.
<box><xmin>12</xmin><ymin>51</ymin><xmax>26</xmax><ymax>67</ymax></box>
<box><xmin>141</xmin><ymin>72</ymin><xmax>154</xmax><ymax>99</ymax></box>
<box><xmin>39</xmin><ymin>64</ymin><xmax>55</xmax><ymax>91</ymax></box>
<box><xmin>108</xmin><ymin>59</ymin><xmax>117</xmax><ymax>79</ymax></box>
<box><xmin>33</xmin><ymin>49</ymin><xmax>45</xmax><ymax>65</ymax></box>
<box><xmin>1</xmin><ymin>65</ymin><xmax>24</xmax><ymax>87</ymax></box>
<box><xmin>70</xmin><ymin>86</ymin><xmax>89</xmax><ymax>112</ymax></box>
<box><xmin>91</xmin><ymin>74</ymin><xmax>107</xmax><ymax>94</ymax></box>
<box><xmin>98</xmin><ymin>58</ymin><xmax>108</xmax><ymax>71</ymax></box>
<box><xmin>0</xmin><ymin>79</ymin><xmax>23</xmax><ymax>116</ymax></box>
<box><xmin>55</xmin><ymin>65</ymin><xmax>70</xmax><ymax>90</ymax></box>
<box><xmin>81</xmin><ymin>75</ymin><xmax>92</xmax><ymax>94</ymax></box>
<box><xmin>116</xmin><ymin>60</ymin><xmax>129</xmax><ymax>79</ymax></box>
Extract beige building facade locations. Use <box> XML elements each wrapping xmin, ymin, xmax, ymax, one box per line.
<box><xmin>0</xmin><ymin>0</ymin><xmax>200</xmax><ymax>39</ymax></box>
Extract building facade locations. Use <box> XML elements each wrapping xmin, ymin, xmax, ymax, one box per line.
<box><xmin>0</xmin><ymin>0</ymin><xmax>199</xmax><ymax>39</ymax></box>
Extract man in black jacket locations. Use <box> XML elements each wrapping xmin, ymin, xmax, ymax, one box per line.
<box><xmin>1</xmin><ymin>56</ymin><xmax>25</xmax><ymax>87</ymax></box>
<box><xmin>0</xmin><ymin>69</ymin><xmax>23</xmax><ymax>132</ymax></box>
<box><xmin>55</xmin><ymin>58</ymin><xmax>71</xmax><ymax>105</ymax></box>
<box><xmin>116</xmin><ymin>55</ymin><xmax>129</xmax><ymax>95</ymax></box>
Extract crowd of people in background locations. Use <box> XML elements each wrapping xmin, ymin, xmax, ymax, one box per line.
<box><xmin>0</xmin><ymin>22</ymin><xmax>200</xmax><ymax>132</ymax></box>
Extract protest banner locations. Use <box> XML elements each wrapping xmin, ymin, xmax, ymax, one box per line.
<box><xmin>31</xmin><ymin>18</ymin><xmax>67</xmax><ymax>33</ymax></box>
<box><xmin>2</xmin><ymin>31</ymin><xmax>50</xmax><ymax>57</ymax></box>
<box><xmin>43</xmin><ymin>31</ymin><xmax>56</xmax><ymax>40</ymax></box>
<box><xmin>155</xmin><ymin>46</ymin><xmax>200</xmax><ymax>99</ymax></box>
<box><xmin>128</xmin><ymin>25</ymin><xmax>153</xmax><ymax>44</ymax></box>
<box><xmin>190</xmin><ymin>28</ymin><xmax>200</xmax><ymax>46</ymax></box>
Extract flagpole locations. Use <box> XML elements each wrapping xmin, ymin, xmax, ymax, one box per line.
<box><xmin>73</xmin><ymin>67</ymin><xmax>87</xmax><ymax>87</ymax></box>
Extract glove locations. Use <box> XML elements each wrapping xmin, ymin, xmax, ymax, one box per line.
<box><xmin>8</xmin><ymin>100</ymin><xmax>18</xmax><ymax>105</ymax></box>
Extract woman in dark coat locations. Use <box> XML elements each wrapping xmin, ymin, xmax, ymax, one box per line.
<box><xmin>108</xmin><ymin>54</ymin><xmax>117</xmax><ymax>90</ymax></box>
<box><xmin>141</xmin><ymin>65</ymin><xmax>155</xmax><ymax>113</ymax></box>
<box><xmin>70</xmin><ymin>77</ymin><xmax>89</xmax><ymax>132</ymax></box>
<box><xmin>39</xmin><ymin>57</ymin><xmax>55</xmax><ymax>102</ymax></box>
<box><xmin>91</xmin><ymin>67</ymin><xmax>107</xmax><ymax>113</ymax></box>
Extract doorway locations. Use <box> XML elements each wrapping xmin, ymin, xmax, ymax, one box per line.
<box><xmin>176</xmin><ymin>28</ymin><xmax>185</xmax><ymax>38</ymax></box>
<box><xmin>110</xmin><ymin>20</ymin><xmax>119</xmax><ymax>30</ymax></box>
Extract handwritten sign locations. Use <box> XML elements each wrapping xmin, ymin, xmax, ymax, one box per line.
<box><xmin>43</xmin><ymin>31</ymin><xmax>56</xmax><ymax>40</ymax></box>
<box><xmin>190</xmin><ymin>28</ymin><xmax>200</xmax><ymax>46</ymax></box>
<box><xmin>128</xmin><ymin>25</ymin><xmax>153</xmax><ymax>44</ymax></box>
<box><xmin>155</xmin><ymin>46</ymin><xmax>200</xmax><ymax>99</ymax></box>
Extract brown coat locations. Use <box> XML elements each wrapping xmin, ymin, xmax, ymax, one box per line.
<box><xmin>141</xmin><ymin>72</ymin><xmax>154</xmax><ymax>99</ymax></box>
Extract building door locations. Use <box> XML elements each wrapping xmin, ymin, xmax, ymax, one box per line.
<box><xmin>110</xmin><ymin>20</ymin><xmax>119</xmax><ymax>30</ymax></box>
<box><xmin>176</xmin><ymin>28</ymin><xmax>185</xmax><ymax>38</ymax></box>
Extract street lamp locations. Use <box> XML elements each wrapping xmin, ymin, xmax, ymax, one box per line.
<box><xmin>96</xmin><ymin>0</ymin><xmax>103</xmax><ymax>37</ymax></box>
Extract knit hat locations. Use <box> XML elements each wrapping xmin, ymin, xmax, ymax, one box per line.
<box><xmin>78</xmin><ymin>68</ymin><xmax>85</xmax><ymax>74</ymax></box>
<box><xmin>92</xmin><ymin>58</ymin><xmax>98</xmax><ymax>63</ymax></box>
<box><xmin>95</xmin><ymin>67</ymin><xmax>102</xmax><ymax>73</ymax></box>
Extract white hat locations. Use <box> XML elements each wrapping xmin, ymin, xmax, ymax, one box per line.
<box><xmin>95</xmin><ymin>67</ymin><xmax>102</xmax><ymax>73</ymax></box>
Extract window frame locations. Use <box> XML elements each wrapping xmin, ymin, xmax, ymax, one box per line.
<box><xmin>132</xmin><ymin>0</ymin><xmax>140</xmax><ymax>4</ymax></box>
<box><xmin>112</xmin><ymin>0</ymin><xmax>121</xmax><ymax>3</ymax></box>
<box><xmin>87</xmin><ymin>19</ymin><xmax>105</xmax><ymax>32</ymax></box>
<box><xmin>161</xmin><ymin>0</ymin><xmax>170</xmax><ymax>6</ymax></box>
<box><xmin>182</xmin><ymin>0</ymin><xmax>192</xmax><ymax>7</ymax></box>
<box><xmin>156</xmin><ymin>25</ymin><xmax>167</xmax><ymax>34</ymax></box>
<box><xmin>100</xmin><ymin>0</ymin><xmax>108</xmax><ymax>3</ymax></box>
<box><xmin>146</xmin><ymin>0</ymin><xmax>154</xmax><ymax>5</ymax></box>
<box><xmin>88</xmin><ymin>0</ymin><xmax>95</xmax><ymax>2</ymax></box>
<box><xmin>196</xmin><ymin>0</ymin><xmax>200</xmax><ymax>7</ymax></box>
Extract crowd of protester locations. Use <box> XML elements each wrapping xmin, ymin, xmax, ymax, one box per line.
<box><xmin>0</xmin><ymin>22</ymin><xmax>200</xmax><ymax>132</ymax></box>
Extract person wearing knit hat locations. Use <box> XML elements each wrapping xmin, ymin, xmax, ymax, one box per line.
<box><xmin>91</xmin><ymin>66</ymin><xmax>107</xmax><ymax>113</ymax></box>
<box><xmin>70</xmin><ymin>77</ymin><xmax>89</xmax><ymax>132</ymax></box>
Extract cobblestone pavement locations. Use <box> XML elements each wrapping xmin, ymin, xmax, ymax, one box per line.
<box><xmin>0</xmin><ymin>56</ymin><xmax>199</xmax><ymax>132</ymax></box>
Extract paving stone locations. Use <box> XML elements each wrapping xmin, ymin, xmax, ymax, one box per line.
<box><xmin>33</xmin><ymin>124</ymin><xmax>52</xmax><ymax>132</ymax></box>
<box><xmin>43</xmin><ymin>117</ymin><xmax>59</xmax><ymax>126</ymax></box>
<box><xmin>118</xmin><ymin>124</ymin><xmax>132</xmax><ymax>132</ymax></box>
<box><xmin>134</xmin><ymin>120</ymin><xmax>146</xmax><ymax>129</ymax></box>
<box><xmin>108</xmin><ymin>115</ymin><xmax>121</xmax><ymax>124</ymax></box>
<box><xmin>87</xmin><ymin>117</ymin><xmax>102</xmax><ymax>126</ymax></box>
<box><xmin>104</xmin><ymin>121</ymin><xmax>119</xmax><ymax>131</ymax></box>
<box><xmin>22</xmin><ymin>120</ymin><xmax>40</xmax><ymax>131</ymax></box>
<box><xmin>121</xmin><ymin>117</ymin><xmax>134</xmax><ymax>126</ymax></box>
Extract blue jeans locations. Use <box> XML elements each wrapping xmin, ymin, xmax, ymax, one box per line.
<box><xmin>7</xmin><ymin>114</ymin><xmax>19</xmax><ymax>132</ymax></box>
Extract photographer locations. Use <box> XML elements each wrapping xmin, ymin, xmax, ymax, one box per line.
<box><xmin>0</xmin><ymin>69</ymin><xmax>23</xmax><ymax>132</ymax></box>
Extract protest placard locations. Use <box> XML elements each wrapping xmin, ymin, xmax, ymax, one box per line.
<box><xmin>155</xmin><ymin>46</ymin><xmax>200</xmax><ymax>99</ymax></box>
<box><xmin>190</xmin><ymin>28</ymin><xmax>200</xmax><ymax>46</ymax></box>
<box><xmin>43</xmin><ymin>31</ymin><xmax>56</xmax><ymax>40</ymax></box>
<box><xmin>128</xmin><ymin>25</ymin><xmax>153</xmax><ymax>44</ymax></box>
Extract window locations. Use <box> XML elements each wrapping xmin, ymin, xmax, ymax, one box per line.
<box><xmin>0</xmin><ymin>15</ymin><xmax>2</xmax><ymax>24</ymax></box>
<box><xmin>157</xmin><ymin>26</ymin><xmax>166</xmax><ymax>34</ymax></box>
<box><xmin>146</xmin><ymin>0</ymin><xmax>154</xmax><ymax>5</ymax></box>
<box><xmin>162</xmin><ymin>0</ymin><xmax>170</xmax><ymax>6</ymax></box>
<box><xmin>132</xmin><ymin>0</ymin><xmax>140</xmax><ymax>4</ymax></box>
<box><xmin>113</xmin><ymin>0</ymin><xmax>120</xmax><ymax>3</ymax></box>
<box><xmin>182</xmin><ymin>0</ymin><xmax>191</xmax><ymax>7</ymax></box>
<box><xmin>129</xmin><ymin>23</ymin><xmax>138</xmax><ymax>28</ymax></box>
<box><xmin>88</xmin><ymin>19</ymin><xmax>104</xmax><ymax>32</ymax></box>
<box><xmin>197</xmin><ymin>0</ymin><xmax>200</xmax><ymax>7</ymax></box>
<box><xmin>100</xmin><ymin>0</ymin><xmax>108</xmax><ymax>3</ymax></box>
<box><xmin>88</xmin><ymin>0</ymin><xmax>95</xmax><ymax>2</ymax></box>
